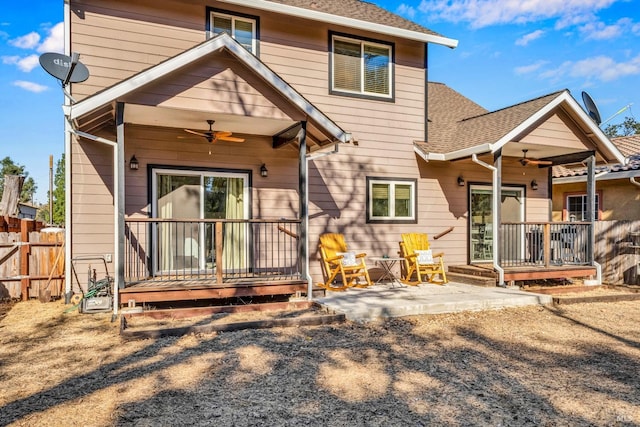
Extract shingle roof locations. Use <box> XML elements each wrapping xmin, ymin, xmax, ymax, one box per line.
<box><xmin>267</xmin><ymin>0</ymin><xmax>444</xmax><ymax>38</ymax></box>
<box><xmin>553</xmin><ymin>134</ymin><xmax>640</xmax><ymax>178</ymax></box>
<box><xmin>423</xmin><ymin>82</ymin><xmax>565</xmax><ymax>154</ymax></box>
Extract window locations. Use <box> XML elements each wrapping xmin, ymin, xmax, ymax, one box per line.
<box><xmin>565</xmin><ymin>192</ymin><xmax>601</xmax><ymax>221</ymax></box>
<box><xmin>331</xmin><ymin>33</ymin><xmax>393</xmax><ymax>99</ymax></box>
<box><xmin>210</xmin><ymin>10</ymin><xmax>257</xmax><ymax>53</ymax></box>
<box><xmin>367</xmin><ymin>178</ymin><xmax>416</xmax><ymax>223</ymax></box>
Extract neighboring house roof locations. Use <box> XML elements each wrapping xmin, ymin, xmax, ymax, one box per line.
<box><xmin>219</xmin><ymin>0</ymin><xmax>458</xmax><ymax>47</ymax></box>
<box><xmin>417</xmin><ymin>82</ymin><xmax>625</xmax><ymax>164</ymax></box>
<box><xmin>65</xmin><ymin>33</ymin><xmax>351</xmax><ymax>144</ymax></box>
<box><xmin>553</xmin><ymin>135</ymin><xmax>640</xmax><ymax>181</ymax></box>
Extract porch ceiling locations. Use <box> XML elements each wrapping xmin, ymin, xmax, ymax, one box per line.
<box><xmin>124</xmin><ymin>104</ymin><xmax>296</xmax><ymax>137</ymax></box>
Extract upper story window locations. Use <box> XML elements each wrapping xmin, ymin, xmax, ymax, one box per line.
<box><xmin>564</xmin><ymin>192</ymin><xmax>602</xmax><ymax>221</ymax></box>
<box><xmin>210</xmin><ymin>10</ymin><xmax>257</xmax><ymax>53</ymax></box>
<box><xmin>331</xmin><ymin>33</ymin><xmax>393</xmax><ymax>100</ymax></box>
<box><xmin>367</xmin><ymin>177</ymin><xmax>416</xmax><ymax>223</ymax></box>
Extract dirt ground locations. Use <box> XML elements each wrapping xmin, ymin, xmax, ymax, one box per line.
<box><xmin>1</xmin><ymin>299</ymin><xmax>640</xmax><ymax>426</ymax></box>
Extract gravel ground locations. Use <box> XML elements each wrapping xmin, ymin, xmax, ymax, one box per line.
<box><xmin>1</xmin><ymin>299</ymin><xmax>639</xmax><ymax>426</ymax></box>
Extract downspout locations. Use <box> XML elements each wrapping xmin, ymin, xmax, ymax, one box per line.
<box><xmin>472</xmin><ymin>154</ymin><xmax>505</xmax><ymax>286</ymax></box>
<box><xmin>303</xmin><ymin>142</ymin><xmax>340</xmax><ymax>299</ymax></box>
<box><xmin>631</xmin><ymin>177</ymin><xmax>640</xmax><ymax>188</ymax></box>
<box><xmin>298</xmin><ymin>122</ymin><xmax>312</xmax><ymax>300</ymax></box>
<box><xmin>63</xmin><ymin>0</ymin><xmax>72</xmax><ymax>302</ymax></box>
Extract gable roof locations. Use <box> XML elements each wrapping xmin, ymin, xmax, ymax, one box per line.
<box><xmin>218</xmin><ymin>0</ymin><xmax>458</xmax><ymax>48</ymax></box>
<box><xmin>64</xmin><ymin>33</ymin><xmax>351</xmax><ymax>143</ymax></box>
<box><xmin>553</xmin><ymin>135</ymin><xmax>640</xmax><ymax>180</ymax></box>
<box><xmin>417</xmin><ymin>82</ymin><xmax>626</xmax><ymax>164</ymax></box>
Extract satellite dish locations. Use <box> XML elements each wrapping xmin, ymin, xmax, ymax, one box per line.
<box><xmin>39</xmin><ymin>52</ymin><xmax>89</xmax><ymax>85</ymax></box>
<box><xmin>581</xmin><ymin>91</ymin><xmax>602</xmax><ymax>125</ymax></box>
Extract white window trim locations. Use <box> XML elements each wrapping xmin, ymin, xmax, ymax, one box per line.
<box><xmin>210</xmin><ymin>11</ymin><xmax>257</xmax><ymax>53</ymax></box>
<box><xmin>331</xmin><ymin>34</ymin><xmax>392</xmax><ymax>99</ymax></box>
<box><xmin>368</xmin><ymin>178</ymin><xmax>415</xmax><ymax>221</ymax></box>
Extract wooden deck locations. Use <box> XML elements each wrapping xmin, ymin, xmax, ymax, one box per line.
<box><xmin>119</xmin><ymin>278</ymin><xmax>310</xmax><ymax>305</ymax></box>
<box><xmin>448</xmin><ymin>264</ymin><xmax>598</xmax><ymax>286</ymax></box>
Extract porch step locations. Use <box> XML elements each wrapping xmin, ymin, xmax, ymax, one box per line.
<box><xmin>446</xmin><ymin>271</ymin><xmax>497</xmax><ymax>287</ymax></box>
<box><xmin>448</xmin><ymin>264</ymin><xmax>497</xmax><ymax>279</ymax></box>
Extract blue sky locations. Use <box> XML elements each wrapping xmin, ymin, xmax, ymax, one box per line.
<box><xmin>1</xmin><ymin>1</ymin><xmax>639</xmax><ymax>203</ymax></box>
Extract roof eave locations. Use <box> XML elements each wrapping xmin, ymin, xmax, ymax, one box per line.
<box><xmin>453</xmin><ymin>91</ymin><xmax>626</xmax><ymax>164</ymax></box>
<box><xmin>218</xmin><ymin>0</ymin><xmax>458</xmax><ymax>48</ymax></box>
<box><xmin>414</xmin><ymin>143</ymin><xmax>492</xmax><ymax>161</ymax></box>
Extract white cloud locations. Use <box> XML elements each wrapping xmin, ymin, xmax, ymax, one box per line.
<box><xmin>12</xmin><ymin>80</ymin><xmax>49</xmax><ymax>93</ymax></box>
<box><xmin>2</xmin><ymin>54</ymin><xmax>40</xmax><ymax>72</ymax></box>
<box><xmin>37</xmin><ymin>22</ymin><xmax>64</xmax><ymax>53</ymax></box>
<box><xmin>9</xmin><ymin>31</ymin><xmax>40</xmax><ymax>49</ymax></box>
<box><xmin>515</xmin><ymin>30</ymin><xmax>545</xmax><ymax>46</ymax></box>
<box><xmin>541</xmin><ymin>55</ymin><xmax>640</xmax><ymax>82</ymax></box>
<box><xmin>418</xmin><ymin>0</ymin><xmax>618</xmax><ymax>29</ymax></box>
<box><xmin>579</xmin><ymin>18</ymin><xmax>635</xmax><ymax>40</ymax></box>
<box><xmin>515</xmin><ymin>60</ymin><xmax>549</xmax><ymax>75</ymax></box>
<box><xmin>2</xmin><ymin>55</ymin><xmax>19</xmax><ymax>65</ymax></box>
<box><xmin>397</xmin><ymin>4</ymin><xmax>417</xmax><ymax>19</ymax></box>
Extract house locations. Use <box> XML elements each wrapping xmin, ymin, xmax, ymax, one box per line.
<box><xmin>60</xmin><ymin>0</ymin><xmax>626</xmax><ymax>312</ymax></box>
<box><xmin>552</xmin><ymin>135</ymin><xmax>640</xmax><ymax>221</ymax></box>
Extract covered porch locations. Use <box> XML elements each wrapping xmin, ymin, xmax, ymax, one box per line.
<box><xmin>418</xmin><ymin>87</ymin><xmax>628</xmax><ymax>286</ymax></box>
<box><xmin>64</xmin><ymin>34</ymin><xmax>352</xmax><ymax>311</ymax></box>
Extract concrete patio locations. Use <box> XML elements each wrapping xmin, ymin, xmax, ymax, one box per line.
<box><xmin>315</xmin><ymin>281</ymin><xmax>553</xmax><ymax>322</ymax></box>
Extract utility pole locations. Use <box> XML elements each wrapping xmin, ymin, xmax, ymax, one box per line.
<box><xmin>49</xmin><ymin>154</ymin><xmax>53</xmax><ymax>224</ymax></box>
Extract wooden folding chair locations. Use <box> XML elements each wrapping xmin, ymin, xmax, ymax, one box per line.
<box><xmin>399</xmin><ymin>233</ymin><xmax>447</xmax><ymax>285</ymax></box>
<box><xmin>317</xmin><ymin>233</ymin><xmax>372</xmax><ymax>291</ymax></box>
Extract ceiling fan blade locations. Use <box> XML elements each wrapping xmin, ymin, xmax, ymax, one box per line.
<box><xmin>184</xmin><ymin>128</ymin><xmax>208</xmax><ymax>137</ymax></box>
<box><xmin>217</xmin><ymin>136</ymin><xmax>245</xmax><ymax>142</ymax></box>
<box><xmin>529</xmin><ymin>159</ymin><xmax>553</xmax><ymax>166</ymax></box>
<box><xmin>214</xmin><ymin>131</ymin><xmax>233</xmax><ymax>138</ymax></box>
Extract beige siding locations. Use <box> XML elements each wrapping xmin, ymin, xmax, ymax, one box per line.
<box><xmin>520</xmin><ymin>112</ymin><xmax>591</xmax><ymax>150</ymax></box>
<box><xmin>71</xmin><ymin>136</ymin><xmax>116</xmax><ymax>276</ymax></box>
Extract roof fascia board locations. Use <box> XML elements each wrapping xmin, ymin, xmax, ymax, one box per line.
<box><xmin>487</xmin><ymin>91</ymin><xmax>626</xmax><ymax>164</ymax></box>
<box><xmin>68</xmin><ymin>33</ymin><xmax>350</xmax><ymax>143</ymax></box>
<box><xmin>554</xmin><ymin>169</ymin><xmax>640</xmax><ymax>183</ymax></box>
<box><xmin>217</xmin><ymin>0</ymin><xmax>458</xmax><ymax>48</ymax></box>
<box><xmin>418</xmin><ymin>143</ymin><xmax>492</xmax><ymax>161</ymax></box>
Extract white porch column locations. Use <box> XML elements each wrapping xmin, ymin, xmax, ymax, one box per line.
<box><xmin>114</xmin><ymin>102</ymin><xmax>126</xmax><ymax>314</ymax></box>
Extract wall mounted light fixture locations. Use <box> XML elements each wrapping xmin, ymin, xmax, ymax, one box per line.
<box><xmin>260</xmin><ymin>164</ymin><xmax>268</xmax><ymax>178</ymax></box>
<box><xmin>531</xmin><ymin>179</ymin><xmax>538</xmax><ymax>190</ymax></box>
<box><xmin>457</xmin><ymin>176</ymin><xmax>465</xmax><ymax>187</ymax></box>
<box><xmin>129</xmin><ymin>155</ymin><xmax>139</xmax><ymax>171</ymax></box>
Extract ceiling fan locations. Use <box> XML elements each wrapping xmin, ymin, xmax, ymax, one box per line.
<box><xmin>183</xmin><ymin>120</ymin><xmax>245</xmax><ymax>143</ymax></box>
<box><xmin>519</xmin><ymin>149</ymin><xmax>552</xmax><ymax>166</ymax></box>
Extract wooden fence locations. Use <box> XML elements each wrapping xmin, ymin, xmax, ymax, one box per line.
<box><xmin>594</xmin><ymin>220</ymin><xmax>640</xmax><ymax>285</ymax></box>
<box><xmin>0</xmin><ymin>218</ymin><xmax>65</xmax><ymax>300</ymax></box>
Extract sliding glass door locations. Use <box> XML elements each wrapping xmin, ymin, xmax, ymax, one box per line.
<box><xmin>152</xmin><ymin>169</ymin><xmax>249</xmax><ymax>274</ymax></box>
<box><xmin>470</xmin><ymin>185</ymin><xmax>524</xmax><ymax>263</ymax></box>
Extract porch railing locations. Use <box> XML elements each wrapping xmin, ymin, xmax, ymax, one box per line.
<box><xmin>499</xmin><ymin>222</ymin><xmax>592</xmax><ymax>268</ymax></box>
<box><xmin>124</xmin><ymin>218</ymin><xmax>301</xmax><ymax>285</ymax></box>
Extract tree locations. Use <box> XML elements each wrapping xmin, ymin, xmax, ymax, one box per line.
<box><xmin>52</xmin><ymin>154</ymin><xmax>65</xmax><ymax>225</ymax></box>
<box><xmin>603</xmin><ymin>116</ymin><xmax>640</xmax><ymax>138</ymax></box>
<box><xmin>0</xmin><ymin>157</ymin><xmax>37</xmax><ymax>204</ymax></box>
